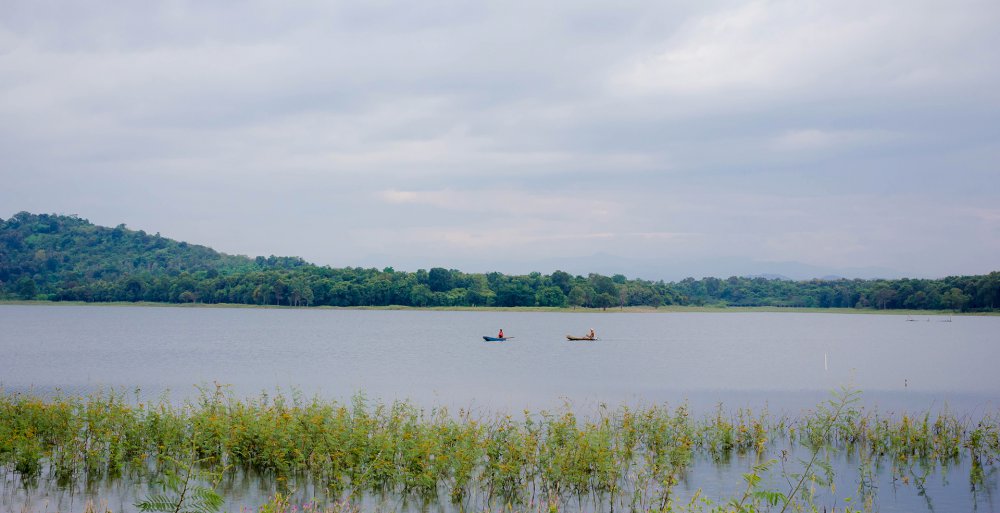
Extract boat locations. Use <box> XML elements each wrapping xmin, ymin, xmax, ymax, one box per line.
<box><xmin>483</xmin><ymin>336</ymin><xmax>509</xmax><ymax>341</ymax></box>
<box><xmin>566</xmin><ymin>335</ymin><xmax>596</xmax><ymax>341</ymax></box>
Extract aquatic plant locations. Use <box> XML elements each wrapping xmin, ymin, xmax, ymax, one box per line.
<box><xmin>135</xmin><ymin>451</ymin><xmax>225</xmax><ymax>513</ymax></box>
<box><xmin>0</xmin><ymin>386</ymin><xmax>996</xmax><ymax>513</ymax></box>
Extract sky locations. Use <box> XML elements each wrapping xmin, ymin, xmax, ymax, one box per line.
<box><xmin>2</xmin><ymin>0</ymin><xmax>998</xmax><ymax>280</ymax></box>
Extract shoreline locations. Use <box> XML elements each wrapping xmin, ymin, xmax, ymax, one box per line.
<box><xmin>0</xmin><ymin>299</ymin><xmax>990</xmax><ymax>315</ymax></box>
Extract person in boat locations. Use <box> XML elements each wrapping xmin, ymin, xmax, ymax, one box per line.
<box><xmin>588</xmin><ymin>328</ymin><xmax>596</xmax><ymax>339</ymax></box>
<box><xmin>498</xmin><ymin>328</ymin><xmax>504</xmax><ymax>339</ymax></box>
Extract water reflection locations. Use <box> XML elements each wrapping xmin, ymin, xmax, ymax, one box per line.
<box><xmin>3</xmin><ymin>440</ymin><xmax>995</xmax><ymax>513</ymax></box>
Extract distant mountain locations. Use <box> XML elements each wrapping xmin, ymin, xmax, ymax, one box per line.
<box><xmin>744</xmin><ymin>273</ymin><xmax>793</xmax><ymax>281</ymax></box>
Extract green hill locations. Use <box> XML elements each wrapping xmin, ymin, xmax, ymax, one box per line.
<box><xmin>1</xmin><ymin>211</ymin><xmax>997</xmax><ymax>311</ymax></box>
<box><xmin>0</xmin><ymin>212</ymin><xmax>305</xmax><ymax>303</ymax></box>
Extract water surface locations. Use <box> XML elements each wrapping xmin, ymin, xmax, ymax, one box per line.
<box><xmin>2</xmin><ymin>305</ymin><xmax>999</xmax><ymax>512</ymax></box>
<box><xmin>2</xmin><ymin>305</ymin><xmax>997</xmax><ymax>414</ymax></box>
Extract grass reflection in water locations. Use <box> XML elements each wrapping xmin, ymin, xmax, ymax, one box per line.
<box><xmin>2</xmin><ymin>386</ymin><xmax>997</xmax><ymax>512</ymax></box>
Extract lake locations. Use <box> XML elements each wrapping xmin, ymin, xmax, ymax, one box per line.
<box><xmin>1</xmin><ymin>304</ymin><xmax>999</xmax><ymax>512</ymax></box>
<box><xmin>2</xmin><ymin>304</ymin><xmax>997</xmax><ymax>413</ymax></box>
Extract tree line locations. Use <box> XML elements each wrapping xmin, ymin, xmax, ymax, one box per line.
<box><xmin>1</xmin><ymin>212</ymin><xmax>997</xmax><ymax>311</ymax></box>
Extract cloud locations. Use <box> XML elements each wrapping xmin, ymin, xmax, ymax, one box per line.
<box><xmin>0</xmin><ymin>0</ymin><xmax>998</xmax><ymax>278</ymax></box>
<box><xmin>965</xmin><ymin>208</ymin><xmax>1000</xmax><ymax>224</ymax></box>
<box><xmin>613</xmin><ymin>0</ymin><xmax>999</xmax><ymax>100</ymax></box>
<box><xmin>769</xmin><ymin>129</ymin><xmax>902</xmax><ymax>153</ymax></box>
<box><xmin>376</xmin><ymin>188</ymin><xmax>618</xmax><ymax>220</ymax></box>
<box><xmin>402</xmin><ymin>227</ymin><xmax>617</xmax><ymax>250</ymax></box>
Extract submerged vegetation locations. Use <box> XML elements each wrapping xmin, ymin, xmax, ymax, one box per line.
<box><xmin>1</xmin><ymin>212</ymin><xmax>999</xmax><ymax>312</ymax></box>
<box><xmin>1</xmin><ymin>387</ymin><xmax>997</xmax><ymax>512</ymax></box>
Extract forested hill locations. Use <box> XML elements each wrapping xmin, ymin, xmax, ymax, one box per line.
<box><xmin>0</xmin><ymin>212</ymin><xmax>307</xmax><ymax>302</ymax></box>
<box><xmin>1</xmin><ymin>212</ymin><xmax>997</xmax><ymax>311</ymax></box>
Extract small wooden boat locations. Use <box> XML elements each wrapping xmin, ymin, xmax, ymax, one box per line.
<box><xmin>483</xmin><ymin>336</ymin><xmax>509</xmax><ymax>341</ymax></box>
<box><xmin>566</xmin><ymin>335</ymin><xmax>596</xmax><ymax>341</ymax></box>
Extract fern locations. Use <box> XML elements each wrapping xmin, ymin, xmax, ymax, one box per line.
<box><xmin>135</xmin><ymin>444</ymin><xmax>225</xmax><ymax>513</ymax></box>
<box><xmin>136</xmin><ymin>495</ymin><xmax>179</xmax><ymax>512</ymax></box>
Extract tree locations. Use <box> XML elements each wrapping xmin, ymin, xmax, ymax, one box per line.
<box><xmin>496</xmin><ymin>278</ymin><xmax>535</xmax><ymax>307</ymax></box>
<box><xmin>704</xmin><ymin>277</ymin><xmax>722</xmax><ymax>297</ymax></box>
<box><xmin>567</xmin><ymin>286</ymin><xmax>589</xmax><ymax>309</ymax></box>
<box><xmin>410</xmin><ymin>284</ymin><xmax>433</xmax><ymax>307</ymax></box>
<box><xmin>329</xmin><ymin>281</ymin><xmax>356</xmax><ymax>306</ymax></box>
<box><xmin>627</xmin><ymin>285</ymin><xmax>662</xmax><ymax>307</ymax></box>
<box><xmin>464</xmin><ymin>275</ymin><xmax>494</xmax><ymax>306</ymax></box>
<box><xmin>428</xmin><ymin>267</ymin><xmax>453</xmax><ymax>292</ymax></box>
<box><xmin>288</xmin><ymin>277</ymin><xmax>313</xmax><ymax>306</ymax></box>
<box><xmin>941</xmin><ymin>287</ymin><xmax>971</xmax><ymax>312</ymax></box>
<box><xmin>874</xmin><ymin>288</ymin><xmax>896</xmax><ymax>310</ymax></box>
<box><xmin>444</xmin><ymin>288</ymin><xmax>467</xmax><ymax>306</ymax></box>
<box><xmin>594</xmin><ymin>292</ymin><xmax>616</xmax><ymax>310</ymax></box>
<box><xmin>590</xmin><ymin>274</ymin><xmax>619</xmax><ymax>297</ymax></box>
<box><xmin>550</xmin><ymin>270</ymin><xmax>572</xmax><ymax>294</ymax></box>
<box><xmin>122</xmin><ymin>275</ymin><xmax>146</xmax><ymax>302</ymax></box>
<box><xmin>903</xmin><ymin>291</ymin><xmax>928</xmax><ymax>309</ymax></box>
<box><xmin>15</xmin><ymin>277</ymin><xmax>37</xmax><ymax>299</ymax></box>
<box><xmin>271</xmin><ymin>279</ymin><xmax>287</xmax><ymax>306</ymax></box>
<box><xmin>536</xmin><ymin>286</ymin><xmax>567</xmax><ymax>307</ymax></box>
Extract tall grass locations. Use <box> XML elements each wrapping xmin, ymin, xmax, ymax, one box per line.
<box><xmin>1</xmin><ymin>386</ymin><xmax>997</xmax><ymax>512</ymax></box>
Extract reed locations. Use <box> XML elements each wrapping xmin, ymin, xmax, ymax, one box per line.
<box><xmin>1</xmin><ymin>387</ymin><xmax>996</xmax><ymax>513</ymax></box>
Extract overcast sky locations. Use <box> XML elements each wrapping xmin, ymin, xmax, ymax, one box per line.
<box><xmin>2</xmin><ymin>0</ymin><xmax>998</xmax><ymax>280</ymax></box>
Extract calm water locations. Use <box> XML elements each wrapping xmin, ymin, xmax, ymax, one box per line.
<box><xmin>2</xmin><ymin>305</ymin><xmax>998</xmax><ymax>413</ymax></box>
<box><xmin>1</xmin><ymin>304</ymin><xmax>999</xmax><ymax>512</ymax></box>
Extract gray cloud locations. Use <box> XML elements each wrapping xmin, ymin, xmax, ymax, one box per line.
<box><xmin>1</xmin><ymin>0</ymin><xmax>998</xmax><ymax>279</ymax></box>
